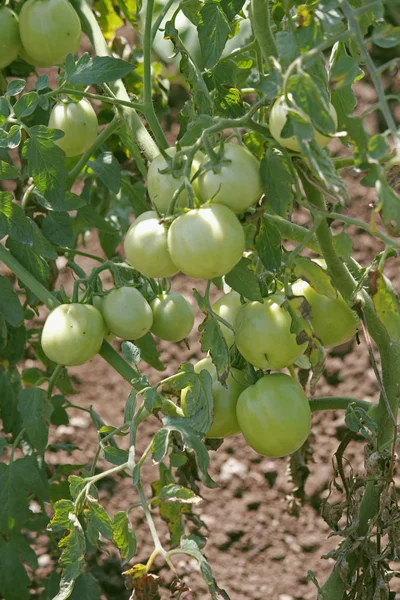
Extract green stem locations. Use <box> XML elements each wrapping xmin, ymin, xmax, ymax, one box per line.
<box><xmin>47</xmin><ymin>364</ymin><xmax>63</xmax><ymax>398</ymax></box>
<box><xmin>72</xmin><ymin>0</ymin><xmax>159</xmax><ymax>162</ymax></box>
<box><xmin>10</xmin><ymin>428</ymin><xmax>26</xmax><ymax>462</ymax></box>
<box><xmin>309</xmin><ymin>397</ymin><xmax>372</xmax><ymax>413</ymax></box>
<box><xmin>142</xmin><ymin>0</ymin><xmax>169</xmax><ymax>150</ymax></box>
<box><xmin>56</xmin><ymin>247</ymin><xmax>105</xmax><ymax>262</ymax></box>
<box><xmin>49</xmin><ymin>87</ymin><xmax>144</xmax><ymax>112</ymax></box>
<box><xmin>138</xmin><ymin>482</ymin><xmax>164</xmax><ymax>555</ymax></box>
<box><xmin>67</xmin><ymin>114</ymin><xmax>121</xmax><ymax>186</ymax></box>
<box><xmin>250</xmin><ymin>0</ymin><xmax>278</xmax><ymax>62</ymax></box>
<box><xmin>151</xmin><ymin>0</ymin><xmax>175</xmax><ymax>41</ymax></box>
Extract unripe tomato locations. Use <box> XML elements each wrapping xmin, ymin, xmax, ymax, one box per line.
<box><xmin>181</xmin><ymin>357</ymin><xmax>248</xmax><ymax>438</ymax></box>
<box><xmin>150</xmin><ymin>292</ymin><xmax>195</xmax><ymax>342</ymax></box>
<box><xmin>167</xmin><ymin>204</ymin><xmax>245</xmax><ymax>279</ymax></box>
<box><xmin>19</xmin><ymin>0</ymin><xmax>82</xmax><ymax>68</ymax></box>
<box><xmin>102</xmin><ymin>287</ymin><xmax>153</xmax><ymax>340</ymax></box>
<box><xmin>48</xmin><ymin>99</ymin><xmax>98</xmax><ymax>158</ymax></box>
<box><xmin>41</xmin><ymin>304</ymin><xmax>104</xmax><ymax>366</ymax></box>
<box><xmin>291</xmin><ymin>279</ymin><xmax>359</xmax><ymax>348</ymax></box>
<box><xmin>198</xmin><ymin>144</ymin><xmax>262</xmax><ymax>213</ymax></box>
<box><xmin>236</xmin><ymin>373</ymin><xmax>311</xmax><ymax>457</ymax></box>
<box><xmin>269</xmin><ymin>95</ymin><xmax>338</xmax><ymax>152</ymax></box>
<box><xmin>212</xmin><ymin>291</ymin><xmax>243</xmax><ymax>348</ymax></box>
<box><xmin>0</xmin><ymin>8</ymin><xmax>21</xmax><ymax>69</ymax></box>
<box><xmin>234</xmin><ymin>294</ymin><xmax>307</xmax><ymax>370</ymax></box>
<box><xmin>124</xmin><ymin>211</ymin><xmax>178</xmax><ymax>279</ymax></box>
<box><xmin>147</xmin><ymin>147</ymin><xmax>203</xmax><ymax>213</ymax></box>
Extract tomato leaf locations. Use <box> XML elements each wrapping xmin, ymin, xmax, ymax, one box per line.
<box><xmin>0</xmin><ymin>537</ymin><xmax>32</xmax><ymax>600</ymax></box>
<box><xmin>42</xmin><ymin>212</ymin><xmax>74</xmax><ymax>248</ymax></box>
<box><xmin>198</xmin><ymin>3</ymin><xmax>230</xmax><ymax>69</ymax></box>
<box><xmin>0</xmin><ymin>276</ymin><xmax>24</xmax><ymax>327</ymax></box>
<box><xmin>18</xmin><ymin>388</ymin><xmax>53</xmax><ymax>453</ymax></box>
<box><xmin>369</xmin><ymin>269</ymin><xmax>400</xmax><ymax>343</ymax></box>
<box><xmin>255</xmin><ymin>216</ymin><xmax>281</xmax><ymax>272</ymax></box>
<box><xmin>0</xmin><ymin>161</ymin><xmax>20</xmax><ymax>180</ymax></box>
<box><xmin>86</xmin><ymin>498</ymin><xmax>113</xmax><ymax>541</ymax></box>
<box><xmin>199</xmin><ymin>314</ymin><xmax>230</xmax><ymax>384</ymax></box>
<box><xmin>55</xmin><ymin>513</ymin><xmax>86</xmax><ymax>600</ymax></box>
<box><xmin>66</xmin><ymin>55</ymin><xmax>134</xmax><ymax>86</ymax></box>
<box><xmin>112</xmin><ymin>511</ymin><xmax>137</xmax><ymax>561</ymax></box>
<box><xmin>0</xmin><ymin>194</ymin><xmax>34</xmax><ymax>245</ymax></box>
<box><xmin>69</xmin><ymin>573</ymin><xmax>101</xmax><ymax>600</ymax></box>
<box><xmin>375</xmin><ymin>178</ymin><xmax>400</xmax><ymax>237</ymax></box>
<box><xmin>156</xmin><ymin>483</ymin><xmax>202</xmax><ymax>504</ymax></box>
<box><xmin>133</xmin><ymin>332</ymin><xmax>165</xmax><ymax>371</ymax></box>
<box><xmin>225</xmin><ymin>257</ymin><xmax>263</xmax><ymax>302</ymax></box>
<box><xmin>293</xmin><ymin>257</ymin><xmax>337</xmax><ymax>299</ymax></box>
<box><xmin>89</xmin><ymin>152</ymin><xmax>121</xmax><ymax>195</ymax></box>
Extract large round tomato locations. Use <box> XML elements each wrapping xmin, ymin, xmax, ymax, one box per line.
<box><xmin>147</xmin><ymin>147</ymin><xmax>203</xmax><ymax>213</ymax></box>
<box><xmin>48</xmin><ymin>99</ymin><xmax>98</xmax><ymax>158</ymax></box>
<box><xmin>102</xmin><ymin>287</ymin><xmax>153</xmax><ymax>340</ymax></box>
<box><xmin>19</xmin><ymin>0</ymin><xmax>82</xmax><ymax>68</ymax></box>
<box><xmin>41</xmin><ymin>304</ymin><xmax>104</xmax><ymax>366</ymax></box>
<box><xmin>167</xmin><ymin>204</ymin><xmax>245</xmax><ymax>279</ymax></box>
<box><xmin>236</xmin><ymin>373</ymin><xmax>311</xmax><ymax>457</ymax></box>
<box><xmin>150</xmin><ymin>292</ymin><xmax>195</xmax><ymax>342</ymax></box>
<box><xmin>181</xmin><ymin>357</ymin><xmax>248</xmax><ymax>438</ymax></box>
<box><xmin>269</xmin><ymin>95</ymin><xmax>338</xmax><ymax>152</ymax></box>
<box><xmin>0</xmin><ymin>8</ymin><xmax>21</xmax><ymax>69</ymax></box>
<box><xmin>234</xmin><ymin>293</ymin><xmax>306</xmax><ymax>370</ymax></box>
<box><xmin>198</xmin><ymin>143</ymin><xmax>262</xmax><ymax>214</ymax></box>
<box><xmin>212</xmin><ymin>291</ymin><xmax>243</xmax><ymax>348</ymax></box>
<box><xmin>291</xmin><ymin>279</ymin><xmax>359</xmax><ymax>348</ymax></box>
<box><xmin>124</xmin><ymin>211</ymin><xmax>178</xmax><ymax>279</ymax></box>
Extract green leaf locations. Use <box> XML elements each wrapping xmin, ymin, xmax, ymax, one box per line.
<box><xmin>198</xmin><ymin>314</ymin><xmax>230</xmax><ymax>384</ymax></box>
<box><xmin>0</xmin><ymin>368</ymin><xmax>23</xmax><ymax>436</ymax></box>
<box><xmin>225</xmin><ymin>257</ymin><xmax>263</xmax><ymax>302</ymax></box>
<box><xmin>179</xmin><ymin>115</ymin><xmax>214</xmax><ymax>147</ymax></box>
<box><xmin>180</xmin><ymin>535</ymin><xmax>218</xmax><ymax>596</ymax></box>
<box><xmin>133</xmin><ymin>332</ymin><xmax>165</xmax><ymax>371</ymax></box>
<box><xmin>42</xmin><ymin>211</ymin><xmax>74</xmax><ymax>247</ymax></box>
<box><xmin>7</xmin><ymin>238</ymin><xmax>49</xmax><ymax>286</ymax></box>
<box><xmin>112</xmin><ymin>511</ymin><xmax>137</xmax><ymax>561</ymax></box>
<box><xmin>7</xmin><ymin>79</ymin><xmax>26</xmax><ymax>96</ymax></box>
<box><xmin>0</xmin><ymin>160</ymin><xmax>20</xmax><ymax>180</ymax></box>
<box><xmin>173</xmin><ymin>363</ymin><xmax>214</xmax><ymax>435</ymax></box>
<box><xmin>49</xmin><ymin>499</ymin><xmax>76</xmax><ymax>530</ymax></box>
<box><xmin>0</xmin><ymin>323</ymin><xmax>27</xmax><ymax>366</ymax></box>
<box><xmin>255</xmin><ymin>216</ymin><xmax>281</xmax><ymax>272</ymax></box>
<box><xmin>67</xmin><ymin>55</ymin><xmax>134</xmax><ymax>86</ymax></box>
<box><xmin>35</xmin><ymin>74</ymin><xmax>49</xmax><ymax>91</ymax></box>
<box><xmin>69</xmin><ymin>573</ymin><xmax>101</xmax><ymax>600</ymax></box>
<box><xmin>36</xmin><ymin>190</ymin><xmax>87</xmax><ymax>212</ymax></box>
<box><xmin>276</xmin><ymin>31</ymin><xmax>298</xmax><ymax>66</ymax></box>
<box><xmin>370</xmin><ymin>270</ymin><xmax>400</xmax><ymax>343</ymax></box>
<box><xmin>376</xmin><ymin>179</ymin><xmax>400</xmax><ymax>236</ymax></box>
<box><xmin>77</xmin><ymin>206</ymin><xmax>117</xmax><ymax>233</ymax></box>
<box><xmin>288</xmin><ymin>72</ymin><xmax>335</xmax><ymax>136</ymax></box>
<box><xmin>293</xmin><ymin>257</ymin><xmax>337</xmax><ymax>299</ymax></box>
<box><xmin>86</xmin><ymin>498</ymin><xmax>113</xmax><ymax>541</ymax></box>
<box><xmin>14</xmin><ymin>92</ymin><xmax>39</xmax><ymax>118</ymax></box>
<box><xmin>0</xmin><ymin>194</ymin><xmax>34</xmax><ymax>244</ymax></box>
<box><xmin>261</xmin><ymin>149</ymin><xmax>294</xmax><ymax>217</ymax></box>
<box><xmin>89</xmin><ymin>152</ymin><xmax>121</xmax><ymax>194</ymax></box>
<box><xmin>0</xmin><ymin>276</ymin><xmax>24</xmax><ymax>326</ymax></box>
<box><xmin>25</xmin><ymin>125</ymin><xmax>68</xmax><ymax>210</ymax></box>
<box><xmin>103</xmin><ymin>446</ymin><xmax>129</xmax><ymax>466</ymax></box>
<box><xmin>329</xmin><ymin>54</ymin><xmax>364</xmax><ymax>90</ymax></box>
<box><xmin>152</xmin><ymin>417</ymin><xmax>217</xmax><ymax>488</ymax></box>
<box><xmin>157</xmin><ymin>483</ymin><xmax>202</xmax><ymax>504</ymax></box>
<box><xmin>121</xmin><ymin>340</ymin><xmax>141</xmax><ymax>365</ymax></box>
<box><xmin>0</xmin><ymin>537</ymin><xmax>31</xmax><ymax>600</ymax></box>
<box><xmin>332</xmin><ymin>231</ymin><xmax>353</xmax><ymax>261</ymax></box>
<box><xmin>124</xmin><ymin>390</ymin><xmax>137</xmax><ymax>422</ymax></box>
<box><xmin>143</xmin><ymin>387</ymin><xmax>164</xmax><ymax>412</ymax></box>
<box><xmin>55</xmin><ymin>513</ymin><xmax>86</xmax><ymax>600</ymax></box>
<box><xmin>18</xmin><ymin>388</ymin><xmax>53</xmax><ymax>452</ymax></box>
<box><xmin>7</xmin><ymin>125</ymin><xmax>22</xmax><ymax>149</ymax></box>
<box><xmin>198</xmin><ymin>2</ymin><xmax>230</xmax><ymax>69</ymax></box>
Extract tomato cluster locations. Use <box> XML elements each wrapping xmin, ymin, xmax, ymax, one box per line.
<box><xmin>40</xmin><ymin>129</ymin><xmax>359</xmax><ymax>459</ymax></box>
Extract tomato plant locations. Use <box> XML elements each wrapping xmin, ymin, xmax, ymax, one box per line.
<box><xmin>124</xmin><ymin>210</ymin><xmax>178</xmax><ymax>278</ymax></box>
<box><xmin>167</xmin><ymin>204</ymin><xmax>246</xmax><ymax>279</ymax></box>
<box><xmin>19</xmin><ymin>0</ymin><xmax>82</xmax><ymax>67</ymax></box>
<box><xmin>0</xmin><ymin>7</ymin><xmax>21</xmax><ymax>69</ymax></box>
<box><xmin>234</xmin><ymin>294</ymin><xmax>307</xmax><ymax>369</ymax></box>
<box><xmin>236</xmin><ymin>373</ymin><xmax>311</xmax><ymax>457</ymax></box>
<box><xmin>0</xmin><ymin>0</ymin><xmax>399</xmax><ymax>599</ymax></box>
<box><xmin>41</xmin><ymin>304</ymin><xmax>104</xmax><ymax>366</ymax></box>
<box><xmin>48</xmin><ymin>99</ymin><xmax>98</xmax><ymax>157</ymax></box>
<box><xmin>198</xmin><ymin>143</ymin><xmax>263</xmax><ymax>213</ymax></box>
<box><xmin>150</xmin><ymin>291</ymin><xmax>195</xmax><ymax>342</ymax></box>
<box><xmin>181</xmin><ymin>356</ymin><xmax>247</xmax><ymax>439</ymax></box>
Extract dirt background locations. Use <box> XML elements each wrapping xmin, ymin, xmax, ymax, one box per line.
<box><xmin>3</xmin><ymin>24</ymin><xmax>400</xmax><ymax>600</ymax></box>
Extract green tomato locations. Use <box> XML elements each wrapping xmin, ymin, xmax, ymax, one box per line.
<box><xmin>181</xmin><ymin>356</ymin><xmax>248</xmax><ymax>438</ymax></box>
<box><xmin>92</xmin><ymin>295</ymin><xmax>115</xmax><ymax>343</ymax></box>
<box><xmin>269</xmin><ymin>95</ymin><xmax>338</xmax><ymax>152</ymax></box>
<box><xmin>19</xmin><ymin>0</ymin><xmax>82</xmax><ymax>68</ymax></box>
<box><xmin>147</xmin><ymin>147</ymin><xmax>203</xmax><ymax>213</ymax></box>
<box><xmin>41</xmin><ymin>304</ymin><xmax>104</xmax><ymax>366</ymax></box>
<box><xmin>212</xmin><ymin>291</ymin><xmax>242</xmax><ymax>348</ymax></box>
<box><xmin>48</xmin><ymin>99</ymin><xmax>98</xmax><ymax>158</ymax></box>
<box><xmin>198</xmin><ymin>143</ymin><xmax>262</xmax><ymax>213</ymax></box>
<box><xmin>234</xmin><ymin>293</ymin><xmax>307</xmax><ymax>370</ymax></box>
<box><xmin>236</xmin><ymin>373</ymin><xmax>311</xmax><ymax>457</ymax></box>
<box><xmin>291</xmin><ymin>279</ymin><xmax>359</xmax><ymax>348</ymax></box>
<box><xmin>167</xmin><ymin>204</ymin><xmax>245</xmax><ymax>279</ymax></box>
<box><xmin>124</xmin><ymin>211</ymin><xmax>178</xmax><ymax>279</ymax></box>
<box><xmin>102</xmin><ymin>287</ymin><xmax>153</xmax><ymax>340</ymax></box>
<box><xmin>0</xmin><ymin>8</ymin><xmax>21</xmax><ymax>69</ymax></box>
<box><xmin>150</xmin><ymin>292</ymin><xmax>195</xmax><ymax>342</ymax></box>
